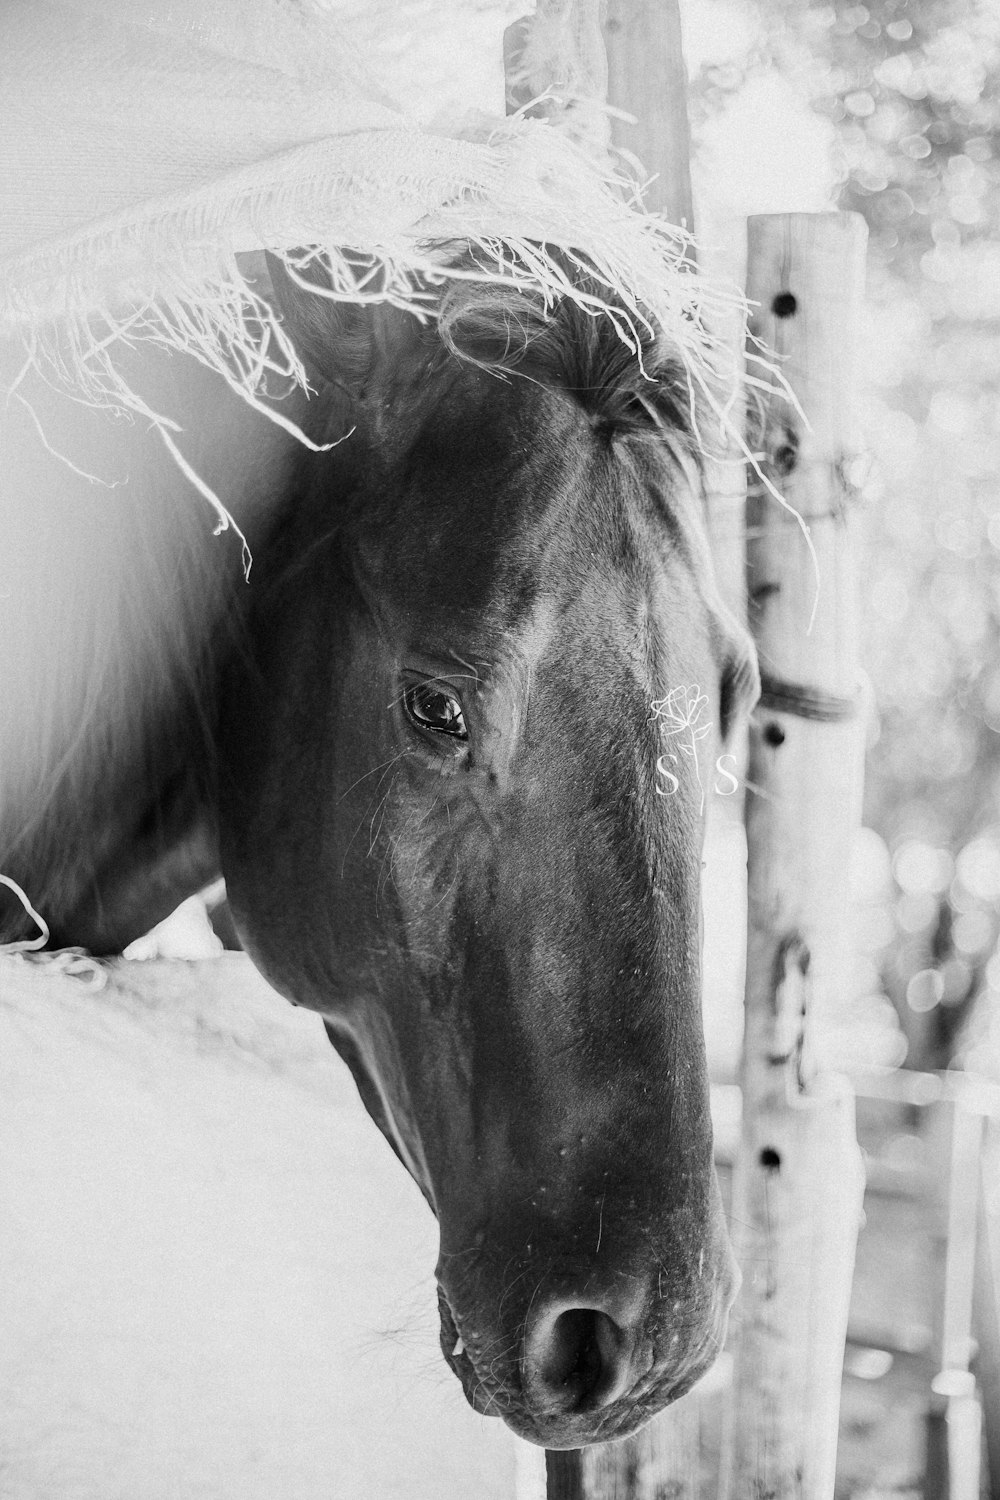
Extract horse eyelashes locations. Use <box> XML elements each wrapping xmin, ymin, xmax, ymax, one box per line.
<box><xmin>403</xmin><ymin>681</ymin><xmax>469</xmax><ymax>741</ymax></box>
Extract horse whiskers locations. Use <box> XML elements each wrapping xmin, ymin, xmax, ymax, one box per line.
<box><xmin>368</xmin><ymin>775</ymin><xmax>407</xmax><ymax>917</ymax></box>
<box><xmin>437</xmin><ymin>1243</ymin><xmax>481</xmax><ymax>1264</ymax></box>
<box><xmin>723</xmin><ymin>1211</ymin><xmax>757</xmax><ymax>1233</ymax></box>
<box><xmin>520</xmin><ymin>1257</ymin><xmax>557</xmax><ymax>1343</ymax></box>
<box><xmin>476</xmin><ymin>1382</ymin><xmax>511</xmax><ymax>1419</ymax></box>
<box><xmin>339</xmin><ymin>753</ymin><xmax>407</xmax><ymax>877</ymax></box>
<box><xmin>379</xmin><ymin>795</ymin><xmax>440</xmax><ymax>899</ymax></box>
<box><xmin>494</xmin><ymin>1247</ymin><xmax>536</xmax><ymax>1310</ymax></box>
<box><xmin>338</xmin><ymin>748</ymin><xmax>410</xmax><ymax>802</ymax></box>
<box><xmin>639</xmin><ymin>1223</ymin><xmax>673</xmax><ymax>1294</ymax></box>
<box><xmin>377</xmin><ymin>833</ymin><xmax>401</xmax><ymax>908</ymax></box>
<box><xmin>466</xmin><ymin>1333</ymin><xmax>519</xmax><ymax>1410</ymax></box>
<box><xmin>367</xmin><ymin>779</ymin><xmax>395</xmax><ymax>859</ymax></box>
<box><xmin>485</xmin><ymin>1340</ymin><xmax>520</xmax><ymax>1387</ymax></box>
<box><xmin>465</xmin><ymin>1320</ymin><xmax>520</xmax><ymax>1364</ymax></box>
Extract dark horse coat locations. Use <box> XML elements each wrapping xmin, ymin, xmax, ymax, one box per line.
<box><xmin>0</xmin><ymin>258</ymin><xmax>758</xmax><ymax>1447</ymax></box>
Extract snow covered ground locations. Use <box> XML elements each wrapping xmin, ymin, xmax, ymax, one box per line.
<box><xmin>0</xmin><ymin>954</ymin><xmax>538</xmax><ymax>1500</ymax></box>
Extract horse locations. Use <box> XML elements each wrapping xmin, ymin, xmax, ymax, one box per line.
<box><xmin>0</xmin><ymin>251</ymin><xmax>759</xmax><ymax>1449</ymax></box>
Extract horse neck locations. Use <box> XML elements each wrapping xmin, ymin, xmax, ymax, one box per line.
<box><xmin>0</xmin><ymin>345</ymin><xmax>307</xmax><ymax>951</ymax></box>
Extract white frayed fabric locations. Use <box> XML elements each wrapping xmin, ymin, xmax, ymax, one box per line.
<box><xmin>0</xmin><ymin>0</ymin><xmax>747</xmax><ymax>434</ymax></box>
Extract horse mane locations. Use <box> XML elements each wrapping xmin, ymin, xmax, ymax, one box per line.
<box><xmin>435</xmin><ymin>265</ymin><xmax>707</xmax><ymax>463</ymax></box>
<box><xmin>266</xmin><ymin>247</ymin><xmax>708</xmax><ymax>467</ymax></box>
<box><xmin>430</xmin><ymin>262</ymin><xmax>757</xmax><ymax>744</ymax></box>
<box><xmin>0</xmin><ymin>469</ymin><xmax>235</xmax><ymax>938</ymax></box>
<box><xmin>0</xmin><ymin>349</ymin><xmax>283</xmax><ymax>945</ymax></box>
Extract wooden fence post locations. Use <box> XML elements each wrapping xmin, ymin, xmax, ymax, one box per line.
<box><xmin>973</xmin><ymin>1117</ymin><xmax>1000</xmax><ymax>1495</ymax></box>
<box><xmin>503</xmin><ymin>0</ymin><xmax>693</xmax><ymax>232</ymax></box>
<box><xmin>720</xmin><ymin>212</ymin><xmax>869</xmax><ymax>1500</ymax></box>
<box><xmin>602</xmin><ymin>0</ymin><xmax>694</xmax><ymax>232</ymax></box>
<box><xmin>926</xmin><ymin>1095</ymin><xmax>986</xmax><ymax>1500</ymax></box>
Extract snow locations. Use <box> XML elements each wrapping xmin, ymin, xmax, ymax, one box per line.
<box><xmin>0</xmin><ymin>955</ymin><xmax>535</xmax><ymax>1499</ymax></box>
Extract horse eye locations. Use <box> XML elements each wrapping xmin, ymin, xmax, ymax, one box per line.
<box><xmin>403</xmin><ymin>682</ymin><xmax>468</xmax><ymax>740</ymax></box>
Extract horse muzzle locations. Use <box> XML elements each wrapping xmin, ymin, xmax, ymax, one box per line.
<box><xmin>436</xmin><ymin>1228</ymin><xmax>738</xmax><ymax>1448</ymax></box>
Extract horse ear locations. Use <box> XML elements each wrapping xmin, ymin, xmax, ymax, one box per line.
<box><xmin>264</xmin><ymin>251</ymin><xmax>418</xmax><ymax>391</ymax></box>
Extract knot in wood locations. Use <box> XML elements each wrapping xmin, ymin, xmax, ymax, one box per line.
<box><xmin>768</xmin><ymin>935</ymin><xmax>810</xmax><ymax>1084</ymax></box>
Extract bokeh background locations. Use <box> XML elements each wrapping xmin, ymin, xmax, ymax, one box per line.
<box><xmin>686</xmin><ymin>0</ymin><xmax>1000</xmax><ymax>1082</ymax></box>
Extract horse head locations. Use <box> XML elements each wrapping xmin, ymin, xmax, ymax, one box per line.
<box><xmin>216</xmin><ymin>255</ymin><xmax>759</xmax><ymax>1447</ymax></box>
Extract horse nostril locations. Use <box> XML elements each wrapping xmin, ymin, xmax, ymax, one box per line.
<box><xmin>528</xmin><ymin>1306</ymin><xmax>632</xmax><ymax>1415</ymax></box>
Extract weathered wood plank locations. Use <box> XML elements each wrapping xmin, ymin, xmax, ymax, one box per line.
<box><xmin>720</xmin><ymin>212</ymin><xmax>869</xmax><ymax>1500</ymax></box>
<box><xmin>602</xmin><ymin>0</ymin><xmax>693</xmax><ymax>230</ymax></box>
<box><xmin>545</xmin><ymin>1392</ymin><xmax>700</xmax><ymax>1500</ymax></box>
<box><xmin>973</xmin><ymin>1121</ymin><xmax>1000</xmax><ymax>1498</ymax></box>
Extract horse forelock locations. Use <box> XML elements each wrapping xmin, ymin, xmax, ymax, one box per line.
<box><xmin>303</xmin><ymin>267</ymin><xmax>712</xmax><ymax>639</ymax></box>
<box><xmin>360</xmin><ymin>325</ymin><xmax>742</xmax><ymax>754</ymax></box>
<box><xmin>434</xmin><ymin>266</ymin><xmax>705</xmax><ymax>459</ymax></box>
<box><xmin>260</xmin><ymin>250</ymin><xmax>714</xmax><ymax>628</ymax></box>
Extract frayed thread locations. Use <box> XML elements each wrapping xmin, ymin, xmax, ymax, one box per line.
<box><xmin>0</xmin><ymin>874</ymin><xmax>107</xmax><ymax>988</ymax></box>
<box><xmin>2</xmin><ymin>116</ymin><xmax>816</xmax><ymax>605</ymax></box>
